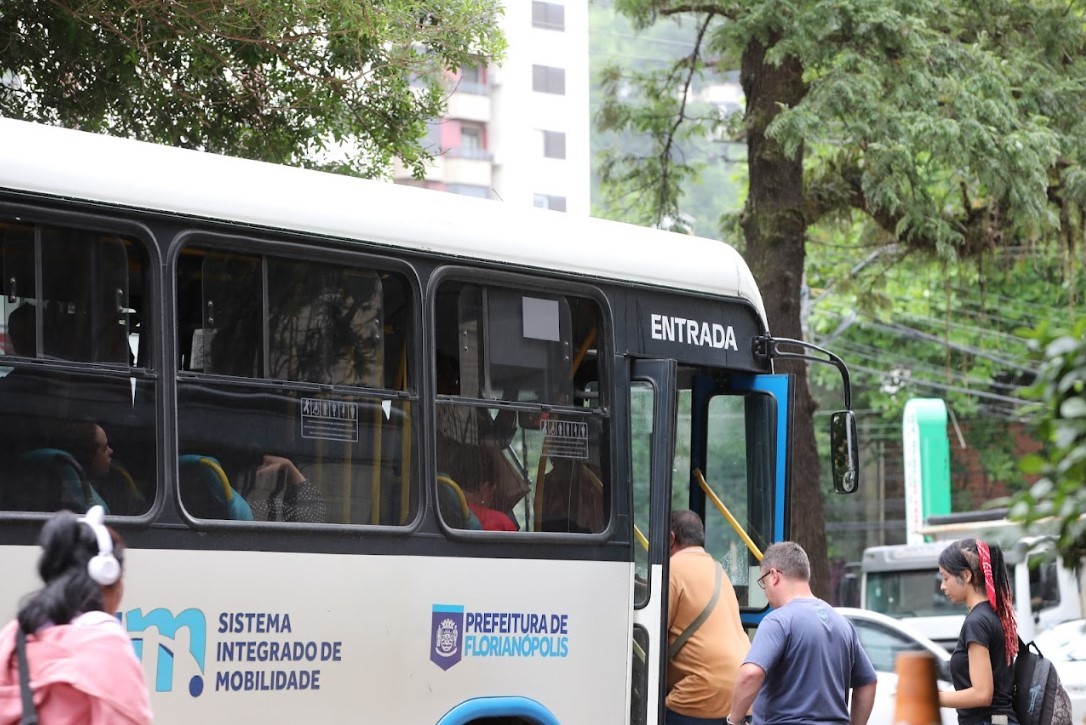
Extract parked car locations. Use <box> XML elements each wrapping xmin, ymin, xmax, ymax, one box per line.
<box><xmin>837</xmin><ymin>607</ymin><xmax>956</xmax><ymax>725</ymax></box>
<box><xmin>1032</xmin><ymin>618</ymin><xmax>1086</xmax><ymax>724</ymax></box>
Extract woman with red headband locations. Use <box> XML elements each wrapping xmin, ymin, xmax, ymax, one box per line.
<box><xmin>937</xmin><ymin>538</ymin><xmax>1019</xmax><ymax>724</ymax></box>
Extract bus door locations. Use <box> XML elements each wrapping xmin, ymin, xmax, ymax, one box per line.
<box><xmin>629</xmin><ymin>358</ymin><xmax>677</xmax><ymax>725</ymax></box>
<box><xmin>629</xmin><ymin>365</ymin><xmax>791</xmax><ymax>724</ymax></box>
<box><xmin>686</xmin><ymin>372</ymin><xmax>790</xmax><ymax>627</ymax></box>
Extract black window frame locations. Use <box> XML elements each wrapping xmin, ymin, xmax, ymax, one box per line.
<box><xmin>427</xmin><ymin>265</ymin><xmax>615</xmax><ymax>543</ymax></box>
<box><xmin>170</xmin><ymin>230</ymin><xmax>424</xmax><ymax>533</ymax></box>
<box><xmin>0</xmin><ymin>202</ymin><xmax>162</xmax><ymax>523</ymax></box>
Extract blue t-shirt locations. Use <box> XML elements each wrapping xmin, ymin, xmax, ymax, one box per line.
<box><xmin>744</xmin><ymin>597</ymin><xmax>877</xmax><ymax>724</ymax></box>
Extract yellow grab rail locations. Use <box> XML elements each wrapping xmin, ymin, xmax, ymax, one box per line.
<box><xmin>567</xmin><ymin>326</ymin><xmax>597</xmax><ymax>380</ymax></box>
<box><xmin>694</xmin><ymin>468</ymin><xmax>763</xmax><ymax>562</ymax></box>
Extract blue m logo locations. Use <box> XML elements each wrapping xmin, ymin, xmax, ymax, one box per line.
<box><xmin>125</xmin><ymin>608</ymin><xmax>207</xmax><ymax>697</ymax></box>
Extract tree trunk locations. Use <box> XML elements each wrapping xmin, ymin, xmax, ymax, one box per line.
<box><xmin>739</xmin><ymin>37</ymin><xmax>831</xmax><ymax>598</ymax></box>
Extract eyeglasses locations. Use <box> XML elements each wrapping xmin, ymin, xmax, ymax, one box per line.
<box><xmin>757</xmin><ymin>569</ymin><xmax>776</xmax><ymax>590</ymax></box>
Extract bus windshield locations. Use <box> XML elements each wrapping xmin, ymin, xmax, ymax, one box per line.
<box><xmin>865</xmin><ymin>569</ymin><xmax>964</xmax><ymax>618</ymax></box>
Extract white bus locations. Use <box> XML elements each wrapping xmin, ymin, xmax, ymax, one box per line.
<box><xmin>0</xmin><ymin>119</ymin><xmax>858</xmax><ymax>724</ymax></box>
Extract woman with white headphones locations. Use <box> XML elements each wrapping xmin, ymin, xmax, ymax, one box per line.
<box><xmin>0</xmin><ymin>505</ymin><xmax>152</xmax><ymax>724</ymax></box>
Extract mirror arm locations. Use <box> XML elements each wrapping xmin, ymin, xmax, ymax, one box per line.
<box><xmin>754</xmin><ymin>335</ymin><xmax>852</xmax><ymax>409</ymax></box>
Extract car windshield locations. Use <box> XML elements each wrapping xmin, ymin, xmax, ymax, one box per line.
<box><xmin>866</xmin><ymin>570</ymin><xmax>963</xmax><ymax>617</ymax></box>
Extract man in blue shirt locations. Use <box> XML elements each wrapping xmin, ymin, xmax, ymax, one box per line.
<box><xmin>726</xmin><ymin>542</ymin><xmax>877</xmax><ymax>725</ymax></box>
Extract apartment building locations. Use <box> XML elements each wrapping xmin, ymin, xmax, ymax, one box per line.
<box><xmin>394</xmin><ymin>1</ymin><xmax>590</xmax><ymax>215</ymax></box>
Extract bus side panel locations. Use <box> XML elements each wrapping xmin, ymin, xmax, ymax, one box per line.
<box><xmin>1</xmin><ymin>547</ymin><xmax>633</xmax><ymax>724</ymax></box>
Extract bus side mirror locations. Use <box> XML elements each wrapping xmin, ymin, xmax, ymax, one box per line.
<box><xmin>830</xmin><ymin>410</ymin><xmax>860</xmax><ymax>494</ymax></box>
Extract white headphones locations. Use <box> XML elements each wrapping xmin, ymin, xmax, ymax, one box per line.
<box><xmin>81</xmin><ymin>505</ymin><xmax>121</xmax><ymax>586</ymax></box>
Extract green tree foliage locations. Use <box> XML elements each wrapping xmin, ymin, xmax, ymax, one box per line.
<box><xmin>588</xmin><ymin>4</ymin><xmax>742</xmax><ymax>235</ymax></box>
<box><xmin>598</xmin><ymin>0</ymin><xmax>1086</xmax><ymax>592</ymax></box>
<box><xmin>1012</xmin><ymin>320</ymin><xmax>1086</xmax><ymax>564</ymax></box>
<box><xmin>0</xmin><ymin>1</ymin><xmax>505</xmax><ymax>177</ymax></box>
<box><xmin>807</xmin><ymin>238</ymin><xmax>1084</xmax><ymax>555</ymax></box>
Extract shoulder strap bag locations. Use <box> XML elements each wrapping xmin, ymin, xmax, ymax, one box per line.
<box><xmin>16</xmin><ymin>627</ymin><xmax>39</xmax><ymax>725</ymax></box>
<box><xmin>668</xmin><ymin>563</ymin><xmax>723</xmax><ymax>660</ymax></box>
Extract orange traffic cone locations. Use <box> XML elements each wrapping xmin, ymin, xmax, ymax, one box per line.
<box><xmin>893</xmin><ymin>651</ymin><xmax>941</xmax><ymax>725</ymax></box>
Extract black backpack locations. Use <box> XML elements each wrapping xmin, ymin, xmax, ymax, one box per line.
<box><xmin>1013</xmin><ymin>637</ymin><xmax>1073</xmax><ymax>725</ymax></box>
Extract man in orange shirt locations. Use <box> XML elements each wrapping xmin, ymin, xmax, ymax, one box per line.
<box><xmin>666</xmin><ymin>510</ymin><xmax>750</xmax><ymax>725</ymax></box>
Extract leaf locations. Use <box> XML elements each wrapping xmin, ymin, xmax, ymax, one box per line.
<box><xmin>1059</xmin><ymin>397</ymin><xmax>1086</xmax><ymax>419</ymax></box>
<box><xmin>1018</xmin><ymin>453</ymin><xmax>1046</xmax><ymax>475</ymax></box>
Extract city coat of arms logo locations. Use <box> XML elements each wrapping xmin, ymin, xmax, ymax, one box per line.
<box><xmin>430</xmin><ymin>604</ymin><xmax>464</xmax><ymax>670</ymax></box>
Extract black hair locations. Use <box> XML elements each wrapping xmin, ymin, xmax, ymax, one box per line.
<box><xmin>441</xmin><ymin>443</ymin><xmax>495</xmax><ymax>494</ymax></box>
<box><xmin>59</xmin><ymin>416</ymin><xmax>101</xmax><ymax>475</ymax></box>
<box><xmin>939</xmin><ymin>538</ymin><xmax>1018</xmax><ymax>662</ymax></box>
<box><xmin>670</xmin><ymin>510</ymin><xmax>705</xmax><ymax>547</ymax></box>
<box><xmin>7</xmin><ymin>302</ymin><xmax>36</xmax><ymax>356</ymax></box>
<box><xmin>16</xmin><ymin>510</ymin><xmax>125</xmax><ymax>633</ymax></box>
<box><xmin>938</xmin><ymin>538</ymin><xmax>1012</xmax><ymax>601</ymax></box>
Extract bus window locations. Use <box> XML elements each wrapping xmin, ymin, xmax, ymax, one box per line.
<box><xmin>175</xmin><ymin>245</ymin><xmax>417</xmax><ymax>526</ymax></box>
<box><xmin>0</xmin><ymin>219</ymin><xmax>154</xmax><ymax>516</ymax></box>
<box><xmin>434</xmin><ymin>279</ymin><xmax>608</xmax><ymax>534</ymax></box>
<box><xmin>630</xmin><ymin>381</ymin><xmax>654</xmax><ymax>607</ymax></box>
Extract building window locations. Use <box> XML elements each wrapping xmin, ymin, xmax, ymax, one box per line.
<box><xmin>532</xmin><ymin>2</ymin><xmax>565</xmax><ymax>31</ymax></box>
<box><xmin>460</xmin><ymin>124</ymin><xmax>483</xmax><ymax>152</ymax></box>
<box><xmin>446</xmin><ymin>184</ymin><xmax>490</xmax><ymax>199</ymax></box>
<box><xmin>450</xmin><ymin>123</ymin><xmax>490</xmax><ymax>160</ymax></box>
<box><xmin>533</xmin><ymin>194</ymin><xmax>567</xmax><ymax>212</ymax></box>
<box><xmin>457</xmin><ymin>65</ymin><xmax>488</xmax><ymax>95</ymax></box>
<box><xmin>541</xmin><ymin>130</ymin><xmax>566</xmax><ymax>159</ymax></box>
<box><xmin>532</xmin><ymin>65</ymin><xmax>565</xmax><ymax>95</ymax></box>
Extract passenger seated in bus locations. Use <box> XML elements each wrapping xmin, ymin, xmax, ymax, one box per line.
<box><xmin>5</xmin><ymin>418</ymin><xmax>114</xmax><ymax>514</ymax></box>
<box><xmin>59</xmin><ymin>418</ymin><xmax>145</xmax><ymax>515</ymax></box>
<box><xmin>435</xmin><ymin>354</ymin><xmax>529</xmax><ymax>512</ymax></box>
<box><xmin>463</xmin><ymin>475</ymin><xmax>517</xmax><ymax>532</ymax></box>
<box><xmin>237</xmin><ymin>454</ymin><xmax>328</xmax><ymax>524</ymax></box>
<box><xmin>540</xmin><ymin>457</ymin><xmax>606</xmax><ymax>534</ymax></box>
<box><xmin>5</xmin><ymin>302</ymin><xmax>35</xmax><ymax>356</ymax></box>
<box><xmin>436</xmin><ymin>478</ymin><xmax>482</xmax><ymax>530</ymax></box>
<box><xmin>441</xmin><ymin>445</ymin><xmax>517</xmax><ymax>532</ymax></box>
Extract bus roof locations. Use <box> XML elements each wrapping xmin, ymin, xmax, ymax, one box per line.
<box><xmin>862</xmin><ymin>537</ymin><xmax>1052</xmax><ymax>571</ymax></box>
<box><xmin>862</xmin><ymin>542</ymin><xmax>947</xmax><ymax>570</ymax></box>
<box><xmin>0</xmin><ymin>119</ymin><xmax>766</xmax><ymax>327</ymax></box>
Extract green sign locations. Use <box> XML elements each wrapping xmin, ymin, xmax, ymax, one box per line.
<box><xmin>902</xmin><ymin>399</ymin><xmax>951</xmax><ymax>543</ymax></box>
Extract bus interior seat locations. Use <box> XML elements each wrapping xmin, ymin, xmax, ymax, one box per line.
<box><xmin>95</xmin><ymin>461</ymin><xmax>147</xmax><ymax>517</ymax></box>
<box><xmin>179</xmin><ymin>454</ymin><xmax>254</xmax><ymax>521</ymax></box>
<box><xmin>176</xmin><ymin>383</ymin><xmax>412</xmax><ymax>526</ymax></box>
<box><xmin>437</xmin><ymin>474</ymin><xmax>481</xmax><ymax>530</ymax></box>
<box><xmin>9</xmin><ymin>448</ymin><xmax>108</xmax><ymax>514</ymax></box>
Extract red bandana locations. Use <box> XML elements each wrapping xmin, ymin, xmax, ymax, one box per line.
<box><xmin>976</xmin><ymin>540</ymin><xmax>1018</xmax><ymax>663</ymax></box>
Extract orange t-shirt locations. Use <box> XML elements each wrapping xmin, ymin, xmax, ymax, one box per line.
<box><xmin>666</xmin><ymin>546</ymin><xmax>751</xmax><ymax>718</ymax></box>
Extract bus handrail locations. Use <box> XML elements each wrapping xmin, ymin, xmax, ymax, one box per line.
<box><xmin>694</xmin><ymin>468</ymin><xmax>763</xmax><ymax>562</ymax></box>
<box><xmin>567</xmin><ymin>326</ymin><xmax>597</xmax><ymax>381</ymax></box>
